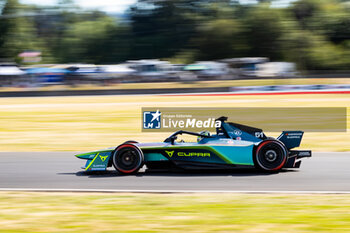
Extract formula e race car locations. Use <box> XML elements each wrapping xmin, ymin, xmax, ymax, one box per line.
<box><xmin>75</xmin><ymin>117</ymin><xmax>311</xmax><ymax>174</ymax></box>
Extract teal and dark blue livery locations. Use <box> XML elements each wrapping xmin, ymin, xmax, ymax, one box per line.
<box><xmin>75</xmin><ymin>117</ymin><xmax>311</xmax><ymax>174</ymax></box>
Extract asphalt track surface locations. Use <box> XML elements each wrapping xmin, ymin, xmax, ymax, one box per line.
<box><xmin>0</xmin><ymin>152</ymin><xmax>349</xmax><ymax>193</ymax></box>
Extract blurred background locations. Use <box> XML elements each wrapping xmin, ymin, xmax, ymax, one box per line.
<box><xmin>1</xmin><ymin>0</ymin><xmax>350</xmax><ymax>86</ymax></box>
<box><xmin>0</xmin><ymin>0</ymin><xmax>350</xmax><ymax>152</ymax></box>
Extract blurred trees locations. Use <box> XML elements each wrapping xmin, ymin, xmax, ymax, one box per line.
<box><xmin>0</xmin><ymin>0</ymin><xmax>44</xmax><ymax>60</ymax></box>
<box><xmin>128</xmin><ymin>0</ymin><xmax>199</xmax><ymax>59</ymax></box>
<box><xmin>0</xmin><ymin>0</ymin><xmax>350</xmax><ymax>70</ymax></box>
<box><xmin>193</xmin><ymin>19</ymin><xmax>246</xmax><ymax>61</ymax></box>
<box><xmin>60</xmin><ymin>17</ymin><xmax>131</xmax><ymax>63</ymax></box>
<box><xmin>239</xmin><ymin>5</ymin><xmax>285</xmax><ymax>60</ymax></box>
<box><xmin>287</xmin><ymin>0</ymin><xmax>350</xmax><ymax>69</ymax></box>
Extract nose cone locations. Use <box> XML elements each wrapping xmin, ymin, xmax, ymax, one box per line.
<box><xmin>75</xmin><ymin>152</ymin><xmax>96</xmax><ymax>160</ymax></box>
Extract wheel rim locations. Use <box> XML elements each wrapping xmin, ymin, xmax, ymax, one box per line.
<box><xmin>120</xmin><ymin>150</ymin><xmax>137</xmax><ymax>166</ymax></box>
<box><xmin>265</xmin><ymin>150</ymin><xmax>277</xmax><ymax>162</ymax></box>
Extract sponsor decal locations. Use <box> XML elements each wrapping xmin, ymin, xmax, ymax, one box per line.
<box><xmin>298</xmin><ymin>151</ymin><xmax>311</xmax><ymax>156</ymax></box>
<box><xmin>92</xmin><ymin>164</ymin><xmax>105</xmax><ymax>168</ymax></box>
<box><xmin>233</xmin><ymin>130</ymin><xmax>242</xmax><ymax>136</ymax></box>
<box><xmin>165</xmin><ymin>150</ymin><xmax>174</xmax><ymax>157</ymax></box>
<box><xmin>286</xmin><ymin>132</ymin><xmax>303</xmax><ymax>139</ymax></box>
<box><xmin>164</xmin><ymin>150</ymin><xmax>211</xmax><ymax>158</ymax></box>
<box><xmin>177</xmin><ymin>152</ymin><xmax>211</xmax><ymax>157</ymax></box>
<box><xmin>99</xmin><ymin>155</ymin><xmax>108</xmax><ymax>162</ymax></box>
<box><xmin>285</xmin><ymin>133</ymin><xmax>303</xmax><ymax>136</ymax></box>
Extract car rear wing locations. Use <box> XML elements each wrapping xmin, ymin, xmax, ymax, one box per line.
<box><xmin>277</xmin><ymin>131</ymin><xmax>304</xmax><ymax>150</ymax></box>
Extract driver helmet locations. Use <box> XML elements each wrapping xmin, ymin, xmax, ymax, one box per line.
<box><xmin>197</xmin><ymin>130</ymin><xmax>211</xmax><ymax>142</ymax></box>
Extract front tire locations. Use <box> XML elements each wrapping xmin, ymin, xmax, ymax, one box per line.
<box><xmin>255</xmin><ymin>140</ymin><xmax>287</xmax><ymax>172</ymax></box>
<box><xmin>112</xmin><ymin>144</ymin><xmax>144</xmax><ymax>174</ymax></box>
<box><xmin>123</xmin><ymin>140</ymin><xmax>138</xmax><ymax>144</ymax></box>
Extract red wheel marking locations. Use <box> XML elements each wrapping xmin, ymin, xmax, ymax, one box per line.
<box><xmin>117</xmin><ymin>144</ymin><xmax>137</xmax><ymax>150</ymax></box>
<box><xmin>256</xmin><ymin>141</ymin><xmax>271</xmax><ymax>154</ymax></box>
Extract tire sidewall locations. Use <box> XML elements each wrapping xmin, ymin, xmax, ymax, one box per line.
<box><xmin>255</xmin><ymin>140</ymin><xmax>287</xmax><ymax>171</ymax></box>
<box><xmin>112</xmin><ymin>143</ymin><xmax>144</xmax><ymax>174</ymax></box>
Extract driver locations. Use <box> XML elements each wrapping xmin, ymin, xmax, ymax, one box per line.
<box><xmin>197</xmin><ymin>131</ymin><xmax>211</xmax><ymax>142</ymax></box>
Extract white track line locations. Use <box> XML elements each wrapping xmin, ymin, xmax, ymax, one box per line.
<box><xmin>0</xmin><ymin>188</ymin><xmax>349</xmax><ymax>194</ymax></box>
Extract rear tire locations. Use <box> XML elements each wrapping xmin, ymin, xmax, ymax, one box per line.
<box><xmin>112</xmin><ymin>144</ymin><xmax>144</xmax><ymax>175</ymax></box>
<box><xmin>255</xmin><ymin>140</ymin><xmax>287</xmax><ymax>172</ymax></box>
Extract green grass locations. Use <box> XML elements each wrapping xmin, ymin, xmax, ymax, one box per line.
<box><xmin>0</xmin><ymin>192</ymin><xmax>349</xmax><ymax>232</ymax></box>
<box><xmin>0</xmin><ymin>93</ymin><xmax>349</xmax><ymax>151</ymax></box>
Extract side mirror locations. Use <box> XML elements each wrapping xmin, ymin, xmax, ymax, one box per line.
<box><xmin>164</xmin><ymin>135</ymin><xmax>177</xmax><ymax>144</ymax></box>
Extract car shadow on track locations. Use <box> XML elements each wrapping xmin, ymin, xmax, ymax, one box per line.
<box><xmin>58</xmin><ymin>168</ymin><xmax>298</xmax><ymax>178</ymax></box>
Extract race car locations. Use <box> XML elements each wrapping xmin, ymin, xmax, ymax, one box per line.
<box><xmin>75</xmin><ymin>116</ymin><xmax>311</xmax><ymax>174</ymax></box>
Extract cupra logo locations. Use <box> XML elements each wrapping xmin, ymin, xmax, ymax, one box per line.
<box><xmin>165</xmin><ymin>150</ymin><xmax>174</xmax><ymax>157</ymax></box>
<box><xmin>99</xmin><ymin>155</ymin><xmax>108</xmax><ymax>162</ymax></box>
